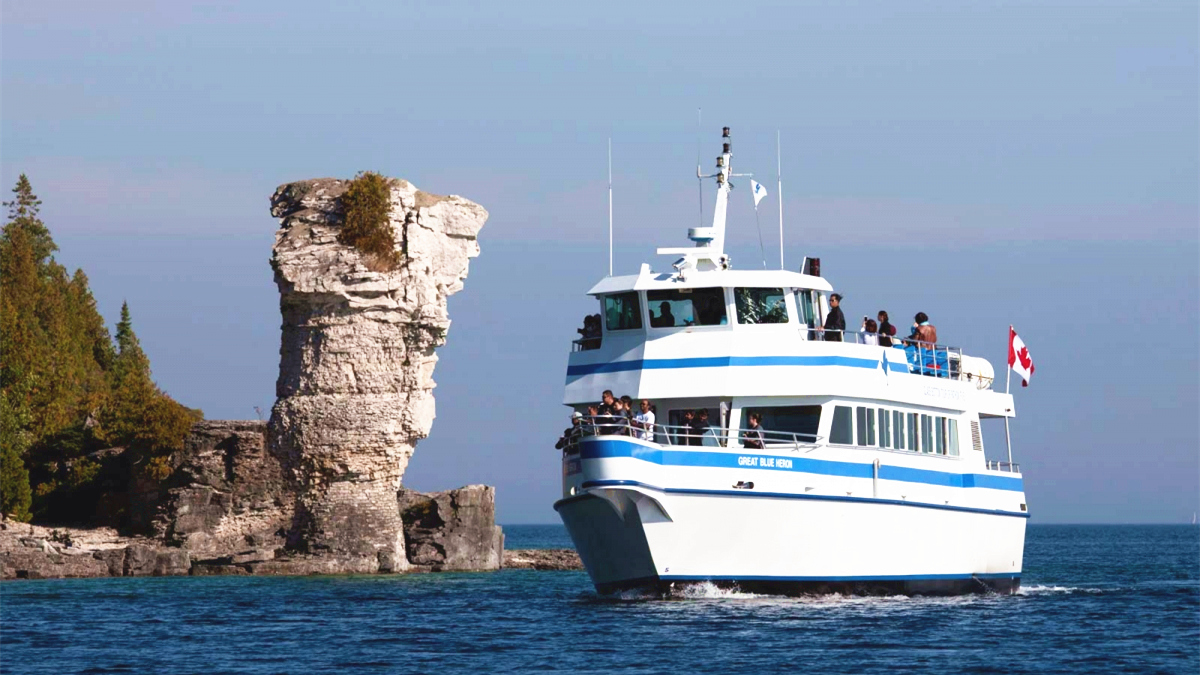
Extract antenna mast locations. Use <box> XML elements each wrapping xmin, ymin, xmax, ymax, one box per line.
<box><xmin>777</xmin><ymin>130</ymin><xmax>784</xmax><ymax>270</ymax></box>
<box><xmin>657</xmin><ymin>126</ymin><xmax>737</xmax><ymax>275</ymax></box>
<box><xmin>696</xmin><ymin>109</ymin><xmax>704</xmax><ymax>228</ymax></box>
<box><xmin>608</xmin><ymin>138</ymin><xmax>613</xmax><ymax>277</ymax></box>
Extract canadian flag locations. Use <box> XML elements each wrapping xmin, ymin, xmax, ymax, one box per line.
<box><xmin>1008</xmin><ymin>326</ymin><xmax>1035</xmax><ymax>387</ymax></box>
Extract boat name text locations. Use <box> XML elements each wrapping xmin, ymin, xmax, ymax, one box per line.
<box><xmin>737</xmin><ymin>455</ymin><xmax>794</xmax><ymax>469</ymax></box>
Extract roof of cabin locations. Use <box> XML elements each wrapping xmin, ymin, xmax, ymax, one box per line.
<box><xmin>587</xmin><ymin>267</ymin><xmax>834</xmax><ymax>295</ymax></box>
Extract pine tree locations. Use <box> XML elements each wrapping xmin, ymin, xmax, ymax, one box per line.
<box><xmin>0</xmin><ymin>439</ymin><xmax>33</xmax><ymax>522</ymax></box>
<box><xmin>4</xmin><ymin>174</ymin><xmax>55</xmax><ymax>267</ymax></box>
<box><xmin>0</xmin><ymin>175</ymin><xmax>200</xmax><ymax>522</ymax></box>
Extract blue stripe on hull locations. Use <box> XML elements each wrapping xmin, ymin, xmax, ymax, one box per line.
<box><xmin>567</xmin><ymin>354</ymin><xmax>909</xmax><ymax>377</ymax></box>
<box><xmin>579</xmin><ymin>479</ymin><xmax>1031</xmax><ymax>518</ymax></box>
<box><xmin>579</xmin><ymin>438</ymin><xmax>1025</xmax><ymax>492</ymax></box>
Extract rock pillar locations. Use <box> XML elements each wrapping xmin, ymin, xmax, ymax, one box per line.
<box><xmin>267</xmin><ymin>177</ymin><xmax>487</xmax><ymax>568</ymax></box>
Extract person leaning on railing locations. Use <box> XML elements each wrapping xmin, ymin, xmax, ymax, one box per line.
<box><xmin>556</xmin><ymin>412</ymin><xmax>584</xmax><ymax>450</ymax></box>
<box><xmin>742</xmin><ymin>413</ymin><xmax>765</xmax><ymax>449</ymax></box>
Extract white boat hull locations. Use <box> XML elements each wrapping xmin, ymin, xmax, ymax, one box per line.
<box><xmin>557</xmin><ymin>436</ymin><xmax>1026</xmax><ymax>596</ymax></box>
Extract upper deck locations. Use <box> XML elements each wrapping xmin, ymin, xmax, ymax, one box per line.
<box><xmin>564</xmin><ymin>265</ymin><xmax>1011</xmax><ymax>417</ymax></box>
<box><xmin>563</xmin><ymin>126</ymin><xmax>1011</xmax><ymax>418</ymax></box>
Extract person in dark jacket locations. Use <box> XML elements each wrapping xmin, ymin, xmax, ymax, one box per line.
<box><xmin>691</xmin><ymin>408</ymin><xmax>705</xmax><ymax>444</ymax></box>
<box><xmin>877</xmin><ymin>310</ymin><xmax>897</xmax><ymax>347</ymax></box>
<box><xmin>682</xmin><ymin>409</ymin><xmax>701</xmax><ymax>446</ymax></box>
<box><xmin>823</xmin><ymin>293</ymin><xmax>846</xmax><ymax>342</ymax></box>
<box><xmin>556</xmin><ymin>412</ymin><xmax>584</xmax><ymax>450</ymax></box>
<box><xmin>742</xmin><ymin>413</ymin><xmax>765</xmax><ymax>449</ymax></box>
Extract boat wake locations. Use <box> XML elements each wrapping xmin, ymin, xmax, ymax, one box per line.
<box><xmin>1016</xmin><ymin>584</ymin><xmax>1104</xmax><ymax>595</ymax></box>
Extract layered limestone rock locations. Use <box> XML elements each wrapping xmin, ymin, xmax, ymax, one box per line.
<box><xmin>152</xmin><ymin>420</ymin><xmax>288</xmax><ymax>560</ymax></box>
<box><xmin>267</xmin><ymin>177</ymin><xmax>488</xmax><ymax>569</ymax></box>
<box><xmin>399</xmin><ymin>485</ymin><xmax>504</xmax><ymax>571</ymax></box>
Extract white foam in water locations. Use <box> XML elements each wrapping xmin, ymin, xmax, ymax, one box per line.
<box><xmin>1016</xmin><ymin>585</ymin><xmax>1102</xmax><ymax>595</ymax></box>
<box><xmin>676</xmin><ymin>581</ymin><xmax>763</xmax><ymax>599</ymax></box>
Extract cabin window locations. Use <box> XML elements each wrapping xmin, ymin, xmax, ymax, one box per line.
<box><xmin>892</xmin><ymin>410</ymin><xmax>905</xmax><ymax>450</ymax></box>
<box><xmin>935</xmin><ymin>417</ymin><xmax>946</xmax><ymax>455</ymax></box>
<box><xmin>603</xmin><ymin>292</ymin><xmax>642</xmax><ymax>331</ymax></box>
<box><xmin>830</xmin><ymin>406</ymin><xmax>853</xmax><ymax>444</ymax></box>
<box><xmin>741</xmin><ymin>405</ymin><xmax>821</xmax><ymax>443</ymax></box>
<box><xmin>907</xmin><ymin>413</ymin><xmax>919</xmax><ymax>451</ymax></box>
<box><xmin>735</xmin><ymin>288</ymin><xmax>789</xmax><ymax>324</ymax></box>
<box><xmin>796</xmin><ymin>290</ymin><xmax>818</xmax><ymax>327</ymax></box>
<box><xmin>855</xmin><ymin>406</ymin><xmax>876</xmax><ymax>446</ymax></box>
<box><xmin>879</xmin><ymin>409</ymin><xmax>891</xmax><ymax>448</ymax></box>
<box><xmin>647</xmin><ymin>288</ymin><xmax>727</xmax><ymax>327</ymax></box>
<box><xmin>920</xmin><ymin>415</ymin><xmax>934</xmax><ymax>453</ymax></box>
<box><xmin>947</xmin><ymin>419</ymin><xmax>960</xmax><ymax>456</ymax></box>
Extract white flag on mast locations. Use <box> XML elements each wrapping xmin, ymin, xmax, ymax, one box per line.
<box><xmin>750</xmin><ymin>179</ymin><xmax>767</xmax><ymax>208</ymax></box>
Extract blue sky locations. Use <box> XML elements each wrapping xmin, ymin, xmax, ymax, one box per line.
<box><xmin>3</xmin><ymin>1</ymin><xmax>1197</xmax><ymax>523</ymax></box>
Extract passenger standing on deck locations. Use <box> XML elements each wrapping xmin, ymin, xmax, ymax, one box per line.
<box><xmin>584</xmin><ymin>405</ymin><xmax>600</xmax><ymax>435</ymax></box>
<box><xmin>859</xmin><ymin>318</ymin><xmax>879</xmax><ymax>346</ymax></box>
<box><xmin>822</xmin><ymin>293</ymin><xmax>846</xmax><ymax>342</ymax></box>
<box><xmin>911</xmin><ymin>312</ymin><xmax>938</xmax><ymax>345</ymax></box>
<box><xmin>598</xmin><ymin>390</ymin><xmax>616</xmax><ymax>416</ymax></box>
<box><xmin>742</xmin><ymin>413</ymin><xmax>765</xmax><ymax>449</ymax></box>
<box><xmin>634</xmin><ymin>399</ymin><xmax>656</xmax><ymax>442</ymax></box>
<box><xmin>877</xmin><ymin>311</ymin><xmax>897</xmax><ymax>347</ymax></box>
<box><xmin>597</xmin><ymin>391</ymin><xmax>619</xmax><ymax>435</ymax></box>
<box><xmin>619</xmin><ymin>395</ymin><xmax>636</xmax><ymax>435</ymax></box>
<box><xmin>556</xmin><ymin>412</ymin><xmax>584</xmax><ymax>450</ymax></box>
<box><xmin>694</xmin><ymin>409</ymin><xmax>717</xmax><ymax>446</ymax></box>
<box><xmin>682</xmin><ymin>409</ymin><xmax>700</xmax><ymax>446</ymax></box>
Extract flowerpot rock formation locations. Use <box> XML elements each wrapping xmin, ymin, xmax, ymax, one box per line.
<box><xmin>266</xmin><ymin>176</ymin><xmax>489</xmax><ymax>570</ymax></box>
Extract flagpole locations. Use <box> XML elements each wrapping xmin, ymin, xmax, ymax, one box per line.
<box><xmin>777</xmin><ymin>130</ymin><xmax>784</xmax><ymax>270</ymax></box>
<box><xmin>754</xmin><ymin>206</ymin><xmax>766</xmax><ymax>268</ymax></box>
<box><xmin>1004</xmin><ymin>325</ymin><xmax>1014</xmax><ymax>467</ymax></box>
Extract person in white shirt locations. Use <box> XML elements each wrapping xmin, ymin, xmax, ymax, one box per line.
<box><xmin>859</xmin><ymin>318</ymin><xmax>880</xmax><ymax>346</ymax></box>
<box><xmin>634</xmin><ymin>399</ymin><xmax>656</xmax><ymax>442</ymax></box>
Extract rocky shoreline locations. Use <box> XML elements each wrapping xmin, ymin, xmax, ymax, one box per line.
<box><xmin>2</xmin><ymin>518</ymin><xmax>582</xmax><ymax>579</ymax></box>
<box><xmin>1</xmin><ymin>175</ymin><xmax>574</xmax><ymax>582</ymax></box>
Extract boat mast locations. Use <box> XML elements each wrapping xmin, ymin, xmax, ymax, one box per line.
<box><xmin>657</xmin><ymin>126</ymin><xmax>735</xmax><ymax>275</ymax></box>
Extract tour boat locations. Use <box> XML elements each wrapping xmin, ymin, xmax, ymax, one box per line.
<box><xmin>554</xmin><ymin>127</ymin><xmax>1027</xmax><ymax>596</ymax></box>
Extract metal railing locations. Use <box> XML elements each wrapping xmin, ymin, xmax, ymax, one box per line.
<box><xmin>986</xmin><ymin>460</ymin><xmax>1021</xmax><ymax>473</ymax></box>
<box><xmin>559</xmin><ymin>416</ymin><xmax>822</xmax><ymax>453</ymax></box>
<box><xmin>572</xmin><ymin>336</ymin><xmax>601</xmax><ymax>352</ymax></box>
<box><xmin>570</xmin><ymin>329</ymin><xmax>993</xmax><ymax>386</ymax></box>
<box><xmin>813</xmin><ymin>329</ymin><xmax>972</xmax><ymax>382</ymax></box>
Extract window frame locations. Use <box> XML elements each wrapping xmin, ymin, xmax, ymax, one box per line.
<box><xmin>733</xmin><ymin>287</ymin><xmax>792</xmax><ymax>326</ymax></box>
<box><xmin>830</xmin><ymin>405</ymin><xmax>854</xmax><ymax>445</ymax></box>
<box><xmin>602</xmin><ymin>291</ymin><xmax>643</xmax><ymax>332</ymax></box>
<box><xmin>646</xmin><ymin>287</ymin><xmax>728</xmax><ymax>329</ymax></box>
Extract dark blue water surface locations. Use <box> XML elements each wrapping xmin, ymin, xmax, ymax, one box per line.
<box><xmin>2</xmin><ymin>525</ymin><xmax>1196</xmax><ymax>674</ymax></box>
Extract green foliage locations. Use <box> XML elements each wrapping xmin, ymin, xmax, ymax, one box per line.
<box><xmin>0</xmin><ymin>441</ymin><xmax>33</xmax><ymax>521</ymax></box>
<box><xmin>338</xmin><ymin>171</ymin><xmax>400</xmax><ymax>271</ymax></box>
<box><xmin>0</xmin><ymin>175</ymin><xmax>201</xmax><ymax>524</ymax></box>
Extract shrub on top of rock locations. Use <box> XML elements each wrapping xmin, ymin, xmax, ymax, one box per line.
<box><xmin>338</xmin><ymin>171</ymin><xmax>400</xmax><ymax>272</ymax></box>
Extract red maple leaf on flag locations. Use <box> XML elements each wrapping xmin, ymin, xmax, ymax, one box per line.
<box><xmin>1016</xmin><ymin>345</ymin><xmax>1032</xmax><ymax>386</ymax></box>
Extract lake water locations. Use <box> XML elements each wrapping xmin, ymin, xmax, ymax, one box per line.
<box><xmin>2</xmin><ymin>525</ymin><xmax>1196</xmax><ymax>674</ymax></box>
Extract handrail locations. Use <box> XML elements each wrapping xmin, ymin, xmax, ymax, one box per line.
<box><xmin>560</xmin><ymin>416</ymin><xmax>822</xmax><ymax>452</ymax></box>
<box><xmin>572</xmin><ymin>336</ymin><xmax>601</xmax><ymax>352</ymax></box>
<box><xmin>985</xmin><ymin>460</ymin><xmax>1021</xmax><ymax>474</ymax></box>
